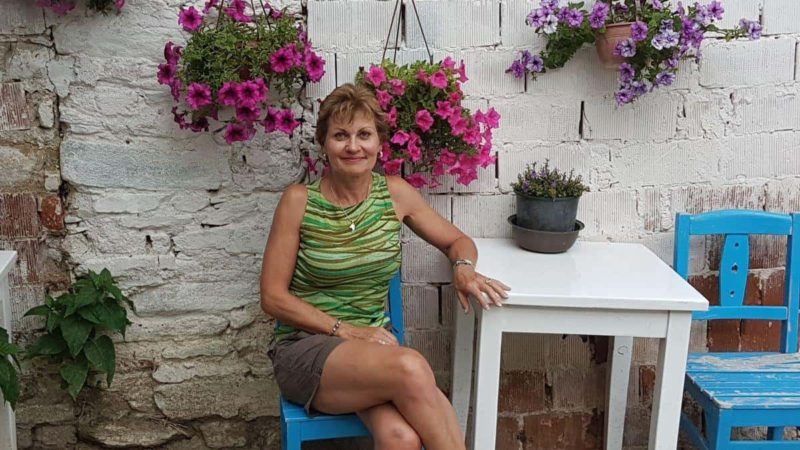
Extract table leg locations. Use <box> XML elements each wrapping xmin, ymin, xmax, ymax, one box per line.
<box><xmin>471</xmin><ymin>309</ymin><xmax>503</xmax><ymax>450</ymax></box>
<box><xmin>605</xmin><ymin>336</ymin><xmax>633</xmax><ymax>450</ymax></box>
<box><xmin>450</xmin><ymin>308</ymin><xmax>475</xmax><ymax>436</ymax></box>
<box><xmin>648</xmin><ymin>312</ymin><xmax>692</xmax><ymax>450</ymax></box>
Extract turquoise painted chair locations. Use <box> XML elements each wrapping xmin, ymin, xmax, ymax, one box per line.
<box><xmin>674</xmin><ymin>210</ymin><xmax>800</xmax><ymax>448</ymax></box>
<box><xmin>278</xmin><ymin>273</ymin><xmax>405</xmax><ymax>450</ymax></box>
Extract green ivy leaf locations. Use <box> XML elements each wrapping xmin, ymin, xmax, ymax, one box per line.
<box><xmin>25</xmin><ymin>334</ymin><xmax>67</xmax><ymax>358</ymax></box>
<box><xmin>0</xmin><ymin>358</ymin><xmax>20</xmax><ymax>409</ymax></box>
<box><xmin>66</xmin><ymin>287</ymin><xmax>97</xmax><ymax>317</ymax></box>
<box><xmin>59</xmin><ymin>360</ymin><xmax>88</xmax><ymax>400</ymax></box>
<box><xmin>84</xmin><ymin>336</ymin><xmax>116</xmax><ymax>386</ymax></box>
<box><xmin>46</xmin><ymin>311</ymin><xmax>63</xmax><ymax>333</ymax></box>
<box><xmin>77</xmin><ymin>306</ymin><xmax>103</xmax><ymax>325</ymax></box>
<box><xmin>60</xmin><ymin>316</ymin><xmax>93</xmax><ymax>358</ymax></box>
<box><xmin>23</xmin><ymin>305</ymin><xmax>50</xmax><ymax>318</ymax></box>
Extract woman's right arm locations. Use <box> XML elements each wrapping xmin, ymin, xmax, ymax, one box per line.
<box><xmin>259</xmin><ymin>184</ymin><xmax>398</xmax><ymax>345</ymax></box>
<box><xmin>260</xmin><ymin>184</ymin><xmax>340</xmax><ymax>335</ymax></box>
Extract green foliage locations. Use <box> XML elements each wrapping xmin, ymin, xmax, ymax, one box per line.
<box><xmin>0</xmin><ymin>327</ymin><xmax>21</xmax><ymax>410</ymax></box>
<box><xmin>511</xmin><ymin>160</ymin><xmax>589</xmax><ymax>199</ymax></box>
<box><xmin>24</xmin><ymin>269</ymin><xmax>132</xmax><ymax>400</ymax></box>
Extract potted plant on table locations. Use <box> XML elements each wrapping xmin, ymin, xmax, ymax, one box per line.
<box><xmin>354</xmin><ymin>58</ymin><xmax>500</xmax><ymax>189</ymax></box>
<box><xmin>158</xmin><ymin>0</ymin><xmax>326</xmax><ymax>146</ymax></box>
<box><xmin>508</xmin><ymin>0</ymin><xmax>762</xmax><ymax>105</ymax></box>
<box><xmin>509</xmin><ymin>160</ymin><xmax>589</xmax><ymax>253</ymax></box>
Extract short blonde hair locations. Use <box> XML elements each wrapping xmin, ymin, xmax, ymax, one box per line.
<box><xmin>315</xmin><ymin>83</ymin><xmax>390</xmax><ymax>146</ymax></box>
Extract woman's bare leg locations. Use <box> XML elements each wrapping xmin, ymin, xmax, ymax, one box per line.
<box><xmin>312</xmin><ymin>341</ymin><xmax>465</xmax><ymax>450</ymax></box>
<box><xmin>357</xmin><ymin>402</ymin><xmax>421</xmax><ymax>450</ymax></box>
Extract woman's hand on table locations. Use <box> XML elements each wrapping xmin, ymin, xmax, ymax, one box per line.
<box><xmin>453</xmin><ymin>266</ymin><xmax>510</xmax><ymax>313</ymax></box>
<box><xmin>337</xmin><ymin>323</ymin><xmax>399</xmax><ymax>346</ymax></box>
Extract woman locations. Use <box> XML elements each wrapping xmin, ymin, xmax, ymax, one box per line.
<box><xmin>261</xmin><ymin>83</ymin><xmax>510</xmax><ymax>450</ymax></box>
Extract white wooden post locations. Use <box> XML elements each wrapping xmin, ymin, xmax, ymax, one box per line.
<box><xmin>0</xmin><ymin>251</ymin><xmax>18</xmax><ymax>450</ymax></box>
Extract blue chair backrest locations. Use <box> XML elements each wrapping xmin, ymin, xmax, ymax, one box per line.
<box><xmin>672</xmin><ymin>210</ymin><xmax>800</xmax><ymax>353</ymax></box>
<box><xmin>274</xmin><ymin>273</ymin><xmax>405</xmax><ymax>344</ymax></box>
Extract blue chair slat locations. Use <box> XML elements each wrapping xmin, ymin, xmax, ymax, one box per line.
<box><xmin>675</xmin><ymin>210</ymin><xmax>800</xmax><ymax>449</ymax></box>
<box><xmin>279</xmin><ymin>272</ymin><xmax>404</xmax><ymax>450</ymax></box>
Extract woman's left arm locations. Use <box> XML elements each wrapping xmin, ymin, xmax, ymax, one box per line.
<box><xmin>387</xmin><ymin>176</ymin><xmax>510</xmax><ymax>313</ymax></box>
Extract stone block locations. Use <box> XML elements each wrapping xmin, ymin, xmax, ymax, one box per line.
<box><xmin>93</xmin><ymin>192</ymin><xmax>167</xmax><ymax>214</ymax></box>
<box><xmin>0</xmin><ymin>0</ymin><xmax>46</xmax><ymax>35</ymax></box>
<box><xmin>763</xmin><ymin>0</ymin><xmax>800</xmax><ymax>34</ymax></box>
<box><xmin>0</xmin><ymin>146</ymin><xmax>40</xmax><ymax>190</ymax></box>
<box><xmin>132</xmin><ymin>281</ymin><xmax>258</xmax><ymax>315</ymax></box>
<box><xmin>700</xmin><ymin>37</ymin><xmax>795</xmax><ymax>88</ymax></box>
<box><xmin>406</xmin><ymin>0</ymin><xmax>500</xmax><ymax>50</ymax></box>
<box><xmin>126</xmin><ymin>314</ymin><xmax>229</xmax><ymax>342</ymax></box>
<box><xmin>199</xmin><ymin>419</ymin><xmax>248</xmax><ymax>448</ymax></box>
<box><xmin>154</xmin><ymin>375</ymin><xmax>279</xmax><ymax>420</ymax></box>
<box><xmin>452</xmin><ymin>194</ymin><xmax>514</xmax><ymax>238</ymax></box>
<box><xmin>583</xmin><ymin>93</ymin><xmax>680</xmax><ymax>142</ymax></box>
<box><xmin>34</xmin><ymin>424</ymin><xmax>77</xmax><ymax>446</ymax></box>
<box><xmin>153</xmin><ymin>355</ymin><xmax>251</xmax><ymax>384</ymax></box>
<box><xmin>490</xmin><ymin>95</ymin><xmax>581</xmax><ymax>143</ymax></box>
<box><xmin>77</xmin><ymin>417</ymin><xmax>186</xmax><ymax>448</ymax></box>
<box><xmin>308</xmin><ymin>0</ymin><xmax>396</xmax><ymax>52</ymax></box>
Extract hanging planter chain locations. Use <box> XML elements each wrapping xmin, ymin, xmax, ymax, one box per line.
<box><xmin>381</xmin><ymin>0</ymin><xmax>434</xmax><ymax>65</ymax></box>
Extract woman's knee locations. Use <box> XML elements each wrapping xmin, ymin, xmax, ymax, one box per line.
<box><xmin>373</xmin><ymin>420</ymin><xmax>422</xmax><ymax>450</ymax></box>
<box><xmin>392</xmin><ymin>349</ymin><xmax>436</xmax><ymax>391</ymax></box>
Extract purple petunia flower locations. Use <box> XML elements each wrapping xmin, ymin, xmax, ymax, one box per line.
<box><xmin>619</xmin><ymin>63</ymin><xmax>635</xmax><ymax>83</ymax></box>
<box><xmin>238</xmin><ymin>80</ymin><xmax>266</xmax><ymax>106</ymax></box>
<box><xmin>186</xmin><ymin>83</ymin><xmax>212</xmax><ymax>110</ymax></box>
<box><xmin>565</xmin><ymin>8</ymin><xmax>584</xmax><ymax>28</ymax></box>
<box><xmin>305</xmin><ymin>51</ymin><xmax>325</xmax><ymax>82</ymax></box>
<box><xmin>527</xmin><ymin>54</ymin><xmax>544</xmax><ymax>73</ymax></box>
<box><xmin>178</xmin><ymin>6</ymin><xmax>203</xmax><ymax>32</ymax></box>
<box><xmin>543</xmin><ymin>14</ymin><xmax>559</xmax><ymax>34</ymax></box>
<box><xmin>157</xmin><ymin>63</ymin><xmax>176</xmax><ymax>85</ymax></box>
<box><xmin>739</xmin><ymin>19</ymin><xmax>763</xmax><ymax>40</ymax></box>
<box><xmin>270</xmin><ymin>48</ymin><xmax>294</xmax><ymax>73</ymax></box>
<box><xmin>655</xmin><ymin>71</ymin><xmax>676</xmax><ymax>87</ymax></box>
<box><xmin>630</xmin><ymin>80</ymin><xmax>651</xmax><ymax>96</ymax></box>
<box><xmin>708</xmin><ymin>1</ymin><xmax>724</xmax><ymax>21</ymax></box>
<box><xmin>614</xmin><ymin>39</ymin><xmax>637</xmax><ymax>58</ymax></box>
<box><xmin>589</xmin><ymin>2</ymin><xmax>609</xmax><ymax>29</ymax></box>
<box><xmin>224</xmin><ymin>122</ymin><xmax>255</xmax><ymax>144</ymax></box>
<box><xmin>236</xmin><ymin>104</ymin><xmax>261</xmax><ymax>122</ymax></box>
<box><xmin>526</xmin><ymin>8</ymin><xmax>548</xmax><ymax>28</ymax></box>
<box><xmin>506</xmin><ymin>59</ymin><xmax>526</xmax><ymax>78</ymax></box>
<box><xmin>218</xmin><ymin>82</ymin><xmax>240</xmax><ymax>107</ymax></box>
<box><xmin>695</xmin><ymin>5</ymin><xmax>712</xmax><ymax>25</ymax></box>
<box><xmin>276</xmin><ymin>109</ymin><xmax>299</xmax><ymax>135</ymax></box>
<box><xmin>652</xmin><ymin>27</ymin><xmax>680</xmax><ymax>50</ymax></box>
<box><xmin>652</xmin><ymin>0</ymin><xmax>663</xmax><ymax>10</ymax></box>
<box><xmin>263</xmin><ymin>106</ymin><xmax>279</xmax><ymax>133</ymax></box>
<box><xmin>631</xmin><ymin>21</ymin><xmax>648</xmax><ymax>42</ymax></box>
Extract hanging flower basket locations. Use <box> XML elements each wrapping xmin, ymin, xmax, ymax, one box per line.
<box><xmin>508</xmin><ymin>0</ymin><xmax>762</xmax><ymax>105</ymax></box>
<box><xmin>158</xmin><ymin>0</ymin><xmax>326</xmax><ymax>144</ymax></box>
<box><xmin>355</xmin><ymin>58</ymin><xmax>499</xmax><ymax>189</ymax></box>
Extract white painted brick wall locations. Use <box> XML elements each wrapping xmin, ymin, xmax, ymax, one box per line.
<box><xmin>500</xmin><ymin>0</ymin><xmax>541</xmax><ymax>49</ymax></box>
<box><xmin>497</xmin><ymin>142</ymin><xmax>608</xmax><ymax>193</ymax></box>
<box><xmin>577</xmin><ymin>190</ymin><xmax>641</xmax><ymax>238</ymax></box>
<box><xmin>730</xmin><ymin>86</ymin><xmax>800</xmax><ymax>135</ymax></box>
<box><xmin>308</xmin><ymin>0</ymin><xmax>397</xmax><ymax>52</ymax></box>
<box><xmin>455</xmin><ymin>49</ymin><xmax>525</xmax><ymax>96</ymax></box>
<box><xmin>700</xmin><ymin>37</ymin><xmax>796</xmax><ymax>88</ymax></box>
<box><xmin>763</xmin><ymin>0</ymin><xmax>800</xmax><ymax>35</ymax></box>
<box><xmin>583</xmin><ymin>94</ymin><xmax>681</xmax><ymax>142</ymax></box>
<box><xmin>452</xmin><ymin>194</ymin><xmax>515</xmax><ymax>238</ymax></box>
<box><xmin>406</xmin><ymin>0</ymin><xmax>500</xmax><ymax>50</ymax></box>
<box><xmin>490</xmin><ymin>95</ymin><xmax>581</xmax><ymax>142</ymax></box>
<box><xmin>715</xmin><ymin>0</ymin><xmax>763</xmax><ymax>30</ymax></box>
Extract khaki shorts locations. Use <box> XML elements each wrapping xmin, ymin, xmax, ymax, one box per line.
<box><xmin>268</xmin><ymin>331</ymin><xmax>345</xmax><ymax>415</ymax></box>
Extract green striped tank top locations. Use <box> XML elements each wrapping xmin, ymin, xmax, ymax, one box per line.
<box><xmin>274</xmin><ymin>173</ymin><xmax>402</xmax><ymax>341</ymax></box>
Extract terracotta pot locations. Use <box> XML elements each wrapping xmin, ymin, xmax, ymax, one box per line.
<box><xmin>595</xmin><ymin>22</ymin><xmax>633</xmax><ymax>69</ymax></box>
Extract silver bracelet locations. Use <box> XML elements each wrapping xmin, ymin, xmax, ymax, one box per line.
<box><xmin>452</xmin><ymin>258</ymin><xmax>475</xmax><ymax>270</ymax></box>
<box><xmin>329</xmin><ymin>318</ymin><xmax>342</xmax><ymax>336</ymax></box>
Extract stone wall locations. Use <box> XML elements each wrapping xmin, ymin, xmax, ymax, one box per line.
<box><xmin>0</xmin><ymin>0</ymin><xmax>799</xmax><ymax>448</ymax></box>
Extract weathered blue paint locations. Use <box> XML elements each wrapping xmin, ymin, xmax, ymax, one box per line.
<box><xmin>675</xmin><ymin>210</ymin><xmax>800</xmax><ymax>448</ymax></box>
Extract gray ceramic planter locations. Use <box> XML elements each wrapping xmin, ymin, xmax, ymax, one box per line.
<box><xmin>516</xmin><ymin>194</ymin><xmax>580</xmax><ymax>232</ymax></box>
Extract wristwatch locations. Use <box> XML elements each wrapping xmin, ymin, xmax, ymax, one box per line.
<box><xmin>452</xmin><ymin>258</ymin><xmax>475</xmax><ymax>270</ymax></box>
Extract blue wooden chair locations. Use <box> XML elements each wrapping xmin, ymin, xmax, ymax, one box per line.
<box><xmin>279</xmin><ymin>273</ymin><xmax>405</xmax><ymax>450</ymax></box>
<box><xmin>674</xmin><ymin>210</ymin><xmax>800</xmax><ymax>448</ymax></box>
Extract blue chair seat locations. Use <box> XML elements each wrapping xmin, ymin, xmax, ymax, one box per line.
<box><xmin>686</xmin><ymin>352</ymin><xmax>800</xmax><ymax>410</ymax></box>
<box><xmin>280</xmin><ymin>395</ymin><xmax>369</xmax><ymax>445</ymax></box>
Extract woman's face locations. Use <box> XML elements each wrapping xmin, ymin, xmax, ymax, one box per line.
<box><xmin>322</xmin><ymin>111</ymin><xmax>381</xmax><ymax>177</ymax></box>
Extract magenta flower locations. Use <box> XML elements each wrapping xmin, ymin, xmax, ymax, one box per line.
<box><xmin>169</xmin><ymin>79</ymin><xmax>182</xmax><ymax>101</ymax></box>
<box><xmin>406</xmin><ymin>134</ymin><xmax>422</xmax><ymax>162</ymax></box>
<box><xmin>164</xmin><ymin>41</ymin><xmax>182</xmax><ymax>65</ymax></box>
<box><xmin>238</xmin><ymin>80</ymin><xmax>266</xmax><ymax>105</ymax></box>
<box><xmin>236</xmin><ymin>104</ymin><xmax>261</xmax><ymax>122</ymax></box>
<box><xmin>388</xmin><ymin>79</ymin><xmax>406</xmax><ymax>96</ymax></box>
<box><xmin>365</xmin><ymin>66</ymin><xmax>387</xmax><ymax>87</ymax></box>
<box><xmin>448</xmin><ymin>114</ymin><xmax>468</xmax><ymax>136</ymax></box>
<box><xmin>435</xmin><ymin>100</ymin><xmax>454</xmax><ymax>119</ymax></box>
<box><xmin>416</xmin><ymin>69</ymin><xmax>428</xmax><ymax>83</ymax></box>
<box><xmin>429</xmin><ymin>70</ymin><xmax>449</xmax><ymax>89</ymax></box>
<box><xmin>224</xmin><ymin>0</ymin><xmax>252</xmax><ymax>22</ymax></box>
<box><xmin>188</xmin><ymin>117</ymin><xmax>210</xmax><ymax>132</ymax></box>
<box><xmin>178</xmin><ymin>6</ymin><xmax>204</xmax><ymax>32</ymax></box>
<box><xmin>405</xmin><ymin>173</ymin><xmax>428</xmax><ymax>188</ymax></box>
<box><xmin>37</xmin><ymin>0</ymin><xmax>76</xmax><ymax>16</ymax></box>
<box><xmin>305</xmin><ymin>52</ymin><xmax>326</xmax><ymax>82</ymax></box>
<box><xmin>386</xmin><ymin>106</ymin><xmax>398</xmax><ymax>127</ymax></box>
<box><xmin>463</xmin><ymin>126</ymin><xmax>481</xmax><ymax>146</ymax></box>
<box><xmin>383</xmin><ymin>158</ymin><xmax>404</xmax><ymax>175</ymax></box>
<box><xmin>457</xmin><ymin>61</ymin><xmax>468</xmax><ymax>82</ymax></box>
<box><xmin>375</xmin><ymin>89</ymin><xmax>392</xmax><ymax>110</ymax></box>
<box><xmin>276</xmin><ymin>109</ymin><xmax>300</xmax><ymax>135</ymax></box>
<box><xmin>263</xmin><ymin>107</ymin><xmax>279</xmax><ymax>133</ymax></box>
<box><xmin>442</xmin><ymin>56</ymin><xmax>456</xmax><ymax>70</ymax></box>
<box><xmin>157</xmin><ymin>63</ymin><xmax>176</xmax><ymax>85</ymax></box>
<box><xmin>224</xmin><ymin>122</ymin><xmax>255</xmax><ymax>144</ymax></box>
<box><xmin>483</xmin><ymin>107</ymin><xmax>500</xmax><ymax>128</ymax></box>
<box><xmin>203</xmin><ymin>0</ymin><xmax>218</xmax><ymax>13</ymax></box>
<box><xmin>449</xmin><ymin>90</ymin><xmax>462</xmax><ymax>103</ymax></box>
<box><xmin>172</xmin><ymin>107</ymin><xmax>187</xmax><ymax>128</ymax></box>
<box><xmin>391</xmin><ymin>130</ymin><xmax>410</xmax><ymax>146</ymax></box>
<box><xmin>254</xmin><ymin>78</ymin><xmax>269</xmax><ymax>98</ymax></box>
<box><xmin>186</xmin><ymin>83</ymin><xmax>212</xmax><ymax>110</ymax></box>
<box><xmin>115</xmin><ymin>0</ymin><xmax>124</xmax><ymax>11</ymax></box>
<box><xmin>218</xmin><ymin>82</ymin><xmax>240</xmax><ymax>107</ymax></box>
<box><xmin>270</xmin><ymin>48</ymin><xmax>294</xmax><ymax>73</ymax></box>
<box><xmin>415</xmin><ymin>109</ymin><xmax>434</xmax><ymax>132</ymax></box>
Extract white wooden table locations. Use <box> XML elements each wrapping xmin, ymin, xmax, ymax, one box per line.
<box><xmin>450</xmin><ymin>239</ymin><xmax>708</xmax><ymax>450</ymax></box>
<box><xmin>0</xmin><ymin>251</ymin><xmax>17</xmax><ymax>450</ymax></box>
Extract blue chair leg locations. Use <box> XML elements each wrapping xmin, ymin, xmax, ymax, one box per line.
<box><xmin>705</xmin><ymin>409</ymin><xmax>731</xmax><ymax>449</ymax></box>
<box><xmin>767</xmin><ymin>427</ymin><xmax>785</xmax><ymax>441</ymax></box>
<box><xmin>282</xmin><ymin>421</ymin><xmax>302</xmax><ymax>450</ymax></box>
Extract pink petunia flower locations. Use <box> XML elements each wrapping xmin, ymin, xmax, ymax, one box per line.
<box><xmin>115</xmin><ymin>0</ymin><xmax>124</xmax><ymax>11</ymax></box>
<box><xmin>276</xmin><ymin>108</ymin><xmax>300</xmax><ymax>135</ymax></box>
<box><xmin>435</xmin><ymin>100</ymin><xmax>454</xmax><ymax>119</ymax></box>
<box><xmin>169</xmin><ymin>79</ymin><xmax>182</xmax><ymax>102</ymax></box>
<box><xmin>157</xmin><ymin>63</ymin><xmax>176</xmax><ymax>85</ymax></box>
<box><xmin>415</xmin><ymin>109</ymin><xmax>434</xmax><ymax>132</ymax></box>
<box><xmin>406</xmin><ymin>135</ymin><xmax>422</xmax><ymax>162</ymax></box>
<box><xmin>375</xmin><ymin>89</ymin><xmax>392</xmax><ymax>110</ymax></box>
<box><xmin>37</xmin><ymin>0</ymin><xmax>76</xmax><ymax>16</ymax></box>
<box><xmin>416</xmin><ymin>69</ymin><xmax>428</xmax><ymax>82</ymax></box>
<box><xmin>254</xmin><ymin>78</ymin><xmax>269</xmax><ymax>99</ymax></box>
<box><xmin>203</xmin><ymin>0</ymin><xmax>218</xmax><ymax>13</ymax></box>
<box><xmin>386</xmin><ymin>106</ymin><xmax>398</xmax><ymax>127</ymax></box>
<box><xmin>236</xmin><ymin>104</ymin><xmax>261</xmax><ymax>122</ymax></box>
<box><xmin>224</xmin><ymin>122</ymin><xmax>256</xmax><ymax>144</ymax></box>
<box><xmin>238</xmin><ymin>80</ymin><xmax>266</xmax><ymax>106</ymax></box>
<box><xmin>429</xmin><ymin>70</ymin><xmax>448</xmax><ymax>89</ymax></box>
<box><xmin>305</xmin><ymin>52</ymin><xmax>326</xmax><ymax>82</ymax></box>
<box><xmin>217</xmin><ymin>81</ymin><xmax>240</xmax><ymax>107</ymax></box>
<box><xmin>186</xmin><ymin>83</ymin><xmax>212</xmax><ymax>110</ymax></box>
<box><xmin>449</xmin><ymin>90</ymin><xmax>463</xmax><ymax>103</ymax></box>
<box><xmin>439</xmin><ymin>149</ymin><xmax>457</xmax><ymax>166</ymax></box>
<box><xmin>457</xmin><ymin>60</ymin><xmax>469</xmax><ymax>82</ymax></box>
<box><xmin>172</xmin><ymin>107</ymin><xmax>187</xmax><ymax>128</ymax></box>
<box><xmin>405</xmin><ymin>173</ymin><xmax>428</xmax><ymax>188</ymax></box>
<box><xmin>164</xmin><ymin>41</ymin><xmax>182</xmax><ymax>65</ymax></box>
<box><xmin>224</xmin><ymin>0</ymin><xmax>252</xmax><ymax>22</ymax></box>
<box><xmin>365</xmin><ymin>66</ymin><xmax>387</xmax><ymax>87</ymax></box>
<box><xmin>390</xmin><ymin>130</ymin><xmax>410</xmax><ymax>146</ymax></box>
<box><xmin>178</xmin><ymin>6</ymin><xmax>204</xmax><ymax>32</ymax></box>
<box><xmin>263</xmin><ymin>107</ymin><xmax>279</xmax><ymax>133</ymax></box>
<box><xmin>270</xmin><ymin>48</ymin><xmax>294</xmax><ymax>73</ymax></box>
<box><xmin>388</xmin><ymin>79</ymin><xmax>406</xmax><ymax>96</ymax></box>
<box><xmin>484</xmin><ymin>107</ymin><xmax>500</xmax><ymax>128</ymax></box>
<box><xmin>188</xmin><ymin>117</ymin><xmax>210</xmax><ymax>132</ymax></box>
<box><xmin>442</xmin><ymin>56</ymin><xmax>456</xmax><ymax>70</ymax></box>
<box><xmin>379</xmin><ymin>143</ymin><xmax>392</xmax><ymax>162</ymax></box>
<box><xmin>448</xmin><ymin>114</ymin><xmax>468</xmax><ymax>136</ymax></box>
<box><xmin>304</xmin><ymin>155</ymin><xmax>319</xmax><ymax>175</ymax></box>
<box><xmin>383</xmin><ymin>158</ymin><xmax>404</xmax><ymax>175</ymax></box>
<box><xmin>463</xmin><ymin>126</ymin><xmax>481</xmax><ymax>145</ymax></box>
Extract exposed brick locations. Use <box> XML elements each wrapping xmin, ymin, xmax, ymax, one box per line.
<box><xmin>2</xmin><ymin>239</ymin><xmax>66</xmax><ymax>288</ymax></box>
<box><xmin>499</xmin><ymin>370</ymin><xmax>548</xmax><ymax>414</ymax></box>
<box><xmin>668</xmin><ymin>184</ymin><xmax>766</xmax><ymax>217</ymax></box>
<box><xmin>708</xmin><ymin>319</ymin><xmax>741</xmax><ymax>352</ymax></box>
<box><xmin>638</xmin><ymin>365</ymin><xmax>656</xmax><ymax>408</ymax></box>
<box><xmin>497</xmin><ymin>416</ymin><xmax>523</xmax><ymax>450</ymax></box>
<box><xmin>549</xmin><ymin>367</ymin><xmax>606</xmax><ymax>411</ymax></box>
<box><xmin>522</xmin><ymin>412</ymin><xmax>599</xmax><ymax>450</ymax></box>
<box><xmin>38</xmin><ymin>195</ymin><xmax>65</xmax><ymax>232</ymax></box>
<box><xmin>0</xmin><ymin>193</ymin><xmax>40</xmax><ymax>238</ymax></box>
<box><xmin>0</xmin><ymin>82</ymin><xmax>31</xmax><ymax>131</ymax></box>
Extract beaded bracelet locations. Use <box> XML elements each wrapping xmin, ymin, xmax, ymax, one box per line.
<box><xmin>329</xmin><ymin>318</ymin><xmax>342</xmax><ymax>336</ymax></box>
